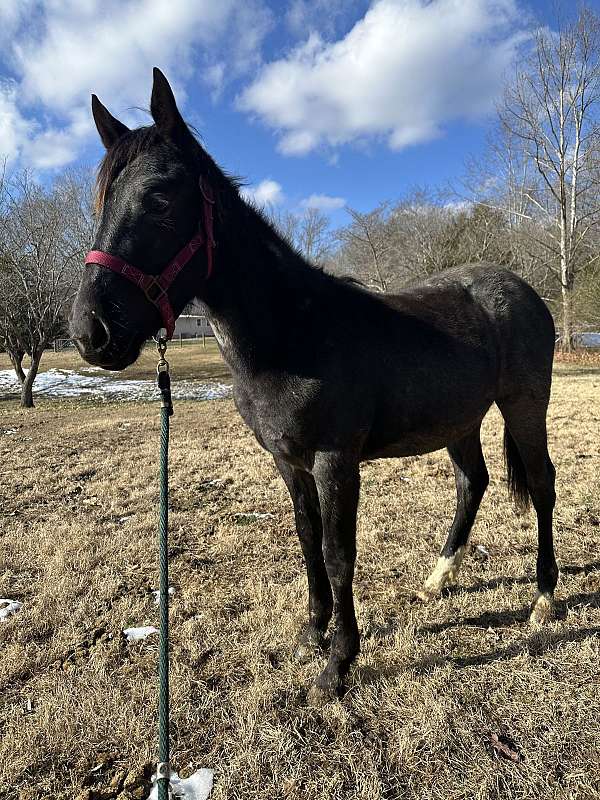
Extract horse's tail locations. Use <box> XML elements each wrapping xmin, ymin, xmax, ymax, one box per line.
<box><xmin>504</xmin><ymin>426</ymin><xmax>530</xmax><ymax>512</ymax></box>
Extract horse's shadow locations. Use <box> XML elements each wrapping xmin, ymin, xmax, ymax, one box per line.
<box><xmin>408</xmin><ymin>619</ymin><xmax>600</xmax><ymax>674</ymax></box>
<box><xmin>423</xmin><ymin>591</ymin><xmax>600</xmax><ymax>637</ymax></box>
<box><xmin>440</xmin><ymin>559</ymin><xmax>600</xmax><ymax>599</ymax></box>
<box><xmin>353</xmin><ymin>561</ymin><xmax>600</xmax><ymax>685</ymax></box>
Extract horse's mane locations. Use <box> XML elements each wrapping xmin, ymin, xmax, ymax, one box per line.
<box><xmin>95</xmin><ymin>126</ymin><xmax>161</xmax><ymax>213</ymax></box>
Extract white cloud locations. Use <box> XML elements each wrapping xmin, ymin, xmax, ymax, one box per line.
<box><xmin>241</xmin><ymin>178</ymin><xmax>284</xmax><ymax>206</ymax></box>
<box><xmin>286</xmin><ymin>0</ymin><xmax>367</xmax><ymax>39</ymax></box>
<box><xmin>23</xmin><ymin>129</ymin><xmax>79</xmax><ymax>170</ymax></box>
<box><xmin>205</xmin><ymin>63</ymin><xmax>227</xmax><ymax>99</ymax></box>
<box><xmin>0</xmin><ymin>82</ymin><xmax>31</xmax><ymax>163</ymax></box>
<box><xmin>0</xmin><ymin>1</ymin><xmax>36</xmax><ymax>46</ymax></box>
<box><xmin>0</xmin><ymin>0</ymin><xmax>271</xmax><ymax>169</ymax></box>
<box><xmin>300</xmin><ymin>193</ymin><xmax>346</xmax><ymax>210</ymax></box>
<box><xmin>240</xmin><ymin>0</ymin><xmax>529</xmax><ymax>156</ymax></box>
<box><xmin>13</xmin><ymin>1</ymin><xmax>252</xmax><ymax>112</ymax></box>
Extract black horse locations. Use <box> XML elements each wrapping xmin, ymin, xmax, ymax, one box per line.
<box><xmin>71</xmin><ymin>69</ymin><xmax>558</xmax><ymax>704</ymax></box>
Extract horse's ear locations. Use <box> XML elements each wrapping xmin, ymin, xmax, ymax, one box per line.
<box><xmin>91</xmin><ymin>95</ymin><xmax>129</xmax><ymax>149</ymax></box>
<box><xmin>150</xmin><ymin>67</ymin><xmax>188</xmax><ymax>141</ymax></box>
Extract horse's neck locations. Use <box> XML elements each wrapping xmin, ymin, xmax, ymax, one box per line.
<box><xmin>199</xmin><ymin>208</ymin><xmax>309</xmax><ymax>376</ymax></box>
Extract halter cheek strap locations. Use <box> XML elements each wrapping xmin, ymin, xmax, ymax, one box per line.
<box><xmin>85</xmin><ymin>178</ymin><xmax>215</xmax><ymax>340</ymax></box>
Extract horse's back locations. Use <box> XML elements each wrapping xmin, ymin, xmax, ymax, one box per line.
<box><xmin>399</xmin><ymin>263</ymin><xmax>555</xmax><ymax>398</ymax></box>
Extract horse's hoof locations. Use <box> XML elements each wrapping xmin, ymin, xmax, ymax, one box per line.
<box><xmin>294</xmin><ymin>641</ymin><xmax>319</xmax><ymax>664</ymax></box>
<box><xmin>417</xmin><ymin>550</ymin><xmax>464</xmax><ymax>601</ymax></box>
<box><xmin>414</xmin><ymin>587</ymin><xmax>440</xmax><ymax>603</ymax></box>
<box><xmin>307</xmin><ymin>675</ymin><xmax>341</xmax><ymax>707</ymax></box>
<box><xmin>529</xmin><ymin>592</ymin><xmax>554</xmax><ymax>625</ymax></box>
<box><xmin>293</xmin><ymin>627</ymin><xmax>325</xmax><ymax>664</ymax></box>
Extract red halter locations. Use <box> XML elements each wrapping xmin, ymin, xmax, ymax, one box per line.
<box><xmin>85</xmin><ymin>179</ymin><xmax>215</xmax><ymax>340</ymax></box>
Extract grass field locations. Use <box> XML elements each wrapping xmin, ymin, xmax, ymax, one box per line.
<box><xmin>1</xmin><ymin>350</ymin><xmax>600</xmax><ymax>800</ymax></box>
<box><xmin>0</xmin><ymin>339</ymin><xmax>230</xmax><ymax>384</ymax></box>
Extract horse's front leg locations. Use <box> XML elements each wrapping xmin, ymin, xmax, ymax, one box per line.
<box><xmin>274</xmin><ymin>457</ymin><xmax>333</xmax><ymax>662</ymax></box>
<box><xmin>308</xmin><ymin>451</ymin><xmax>360</xmax><ymax>705</ymax></box>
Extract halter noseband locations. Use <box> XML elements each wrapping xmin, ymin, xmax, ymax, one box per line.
<box><xmin>85</xmin><ymin>178</ymin><xmax>215</xmax><ymax>340</ymax></box>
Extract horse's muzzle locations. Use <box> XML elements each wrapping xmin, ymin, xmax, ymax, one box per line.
<box><xmin>70</xmin><ymin>310</ymin><xmax>112</xmax><ymax>364</ymax></box>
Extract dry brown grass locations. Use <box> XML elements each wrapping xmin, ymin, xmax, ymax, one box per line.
<box><xmin>1</xmin><ymin>358</ymin><xmax>600</xmax><ymax>800</ymax></box>
<box><xmin>554</xmin><ymin>349</ymin><xmax>600</xmax><ymax>368</ymax></box>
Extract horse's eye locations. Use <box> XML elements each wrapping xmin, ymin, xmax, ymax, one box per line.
<box><xmin>145</xmin><ymin>194</ymin><xmax>170</xmax><ymax>215</ymax></box>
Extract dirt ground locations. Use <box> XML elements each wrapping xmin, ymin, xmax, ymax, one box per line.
<box><xmin>1</xmin><ymin>355</ymin><xmax>599</xmax><ymax>800</ymax></box>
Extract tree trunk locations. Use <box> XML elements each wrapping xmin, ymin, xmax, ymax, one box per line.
<box><xmin>371</xmin><ymin>252</ymin><xmax>387</xmax><ymax>293</ymax></box>
<box><xmin>8</xmin><ymin>350</ymin><xmax>26</xmax><ymax>384</ymax></box>
<box><xmin>561</xmin><ymin>280</ymin><xmax>574</xmax><ymax>352</ymax></box>
<box><xmin>559</xmin><ymin>204</ymin><xmax>574</xmax><ymax>352</ymax></box>
<box><xmin>20</xmin><ymin>348</ymin><xmax>43</xmax><ymax>408</ymax></box>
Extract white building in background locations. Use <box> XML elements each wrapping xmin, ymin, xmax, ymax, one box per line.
<box><xmin>578</xmin><ymin>332</ymin><xmax>600</xmax><ymax>347</ymax></box>
<box><xmin>173</xmin><ymin>301</ymin><xmax>213</xmax><ymax>338</ymax></box>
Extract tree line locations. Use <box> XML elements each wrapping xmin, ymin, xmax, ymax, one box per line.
<box><xmin>1</xmin><ymin>5</ymin><xmax>599</xmax><ymax>407</ymax></box>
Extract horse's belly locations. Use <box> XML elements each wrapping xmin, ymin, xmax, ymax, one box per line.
<box><xmin>363</xmin><ymin>423</ymin><xmax>480</xmax><ymax>459</ymax></box>
<box><xmin>364</xmin><ymin>393</ymin><xmax>494</xmax><ymax>459</ymax></box>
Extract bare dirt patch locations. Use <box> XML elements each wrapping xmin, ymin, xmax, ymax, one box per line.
<box><xmin>1</xmin><ymin>361</ymin><xmax>599</xmax><ymax>799</ymax></box>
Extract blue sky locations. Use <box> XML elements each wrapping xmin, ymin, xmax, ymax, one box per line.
<box><xmin>1</xmin><ymin>0</ymin><xmax>597</xmax><ymax>225</ymax></box>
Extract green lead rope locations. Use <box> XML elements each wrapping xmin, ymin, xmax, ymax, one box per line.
<box><xmin>157</xmin><ymin>338</ymin><xmax>174</xmax><ymax>800</ymax></box>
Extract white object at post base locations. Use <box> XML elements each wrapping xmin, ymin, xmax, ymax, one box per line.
<box><xmin>149</xmin><ymin>768</ymin><xmax>213</xmax><ymax>799</ymax></box>
<box><xmin>0</xmin><ymin>599</ymin><xmax>22</xmax><ymax>621</ymax></box>
<box><xmin>123</xmin><ymin>626</ymin><xmax>159</xmax><ymax>642</ymax></box>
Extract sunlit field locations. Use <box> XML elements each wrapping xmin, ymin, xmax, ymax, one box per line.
<box><xmin>1</xmin><ymin>350</ymin><xmax>599</xmax><ymax>800</ymax></box>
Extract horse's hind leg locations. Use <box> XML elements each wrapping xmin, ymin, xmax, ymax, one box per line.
<box><xmin>497</xmin><ymin>399</ymin><xmax>558</xmax><ymax>623</ymax></box>
<box><xmin>418</xmin><ymin>427</ymin><xmax>489</xmax><ymax>599</ymax></box>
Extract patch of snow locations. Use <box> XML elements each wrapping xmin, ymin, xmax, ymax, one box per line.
<box><xmin>2</xmin><ymin>428</ymin><xmax>17</xmax><ymax>435</ymax></box>
<box><xmin>0</xmin><ymin>599</ymin><xmax>22</xmax><ymax>621</ymax></box>
<box><xmin>149</xmin><ymin>768</ymin><xmax>213</xmax><ymax>800</ymax></box>
<box><xmin>152</xmin><ymin>587</ymin><xmax>176</xmax><ymax>605</ymax></box>
<box><xmin>233</xmin><ymin>512</ymin><xmax>275</xmax><ymax>520</ymax></box>
<box><xmin>123</xmin><ymin>625</ymin><xmax>159</xmax><ymax>642</ymax></box>
<box><xmin>0</xmin><ymin>368</ymin><xmax>232</xmax><ymax>402</ymax></box>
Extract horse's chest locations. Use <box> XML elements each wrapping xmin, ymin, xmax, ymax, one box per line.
<box><xmin>232</xmin><ymin>382</ymin><xmax>315</xmax><ymax>470</ymax></box>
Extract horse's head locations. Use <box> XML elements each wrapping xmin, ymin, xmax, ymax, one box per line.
<box><xmin>70</xmin><ymin>69</ymin><xmax>214</xmax><ymax>369</ymax></box>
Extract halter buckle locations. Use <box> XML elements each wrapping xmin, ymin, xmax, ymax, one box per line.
<box><xmin>144</xmin><ymin>277</ymin><xmax>167</xmax><ymax>304</ymax></box>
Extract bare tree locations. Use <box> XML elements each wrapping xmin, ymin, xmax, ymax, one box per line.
<box><xmin>0</xmin><ymin>170</ymin><xmax>94</xmax><ymax>407</ymax></box>
<box><xmin>336</xmin><ymin>203</ymin><xmax>391</xmax><ymax>292</ymax></box>
<box><xmin>335</xmin><ymin>189</ymin><xmax>508</xmax><ymax>291</ymax></box>
<box><xmin>266</xmin><ymin>207</ymin><xmax>300</xmax><ymax>248</ymax></box>
<box><xmin>458</xmin><ymin>115</ymin><xmax>564</xmax><ymax>305</ymax></box>
<box><xmin>387</xmin><ymin>190</ymin><xmax>461</xmax><ymax>281</ymax></box>
<box><xmin>295</xmin><ymin>207</ymin><xmax>333</xmax><ymax>266</ymax></box>
<box><xmin>499</xmin><ymin>7</ymin><xmax>600</xmax><ymax>349</ymax></box>
<box><xmin>268</xmin><ymin>206</ymin><xmax>334</xmax><ymax>266</ymax></box>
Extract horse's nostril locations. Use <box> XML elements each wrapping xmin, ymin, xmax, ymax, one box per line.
<box><xmin>89</xmin><ymin>314</ymin><xmax>111</xmax><ymax>352</ymax></box>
